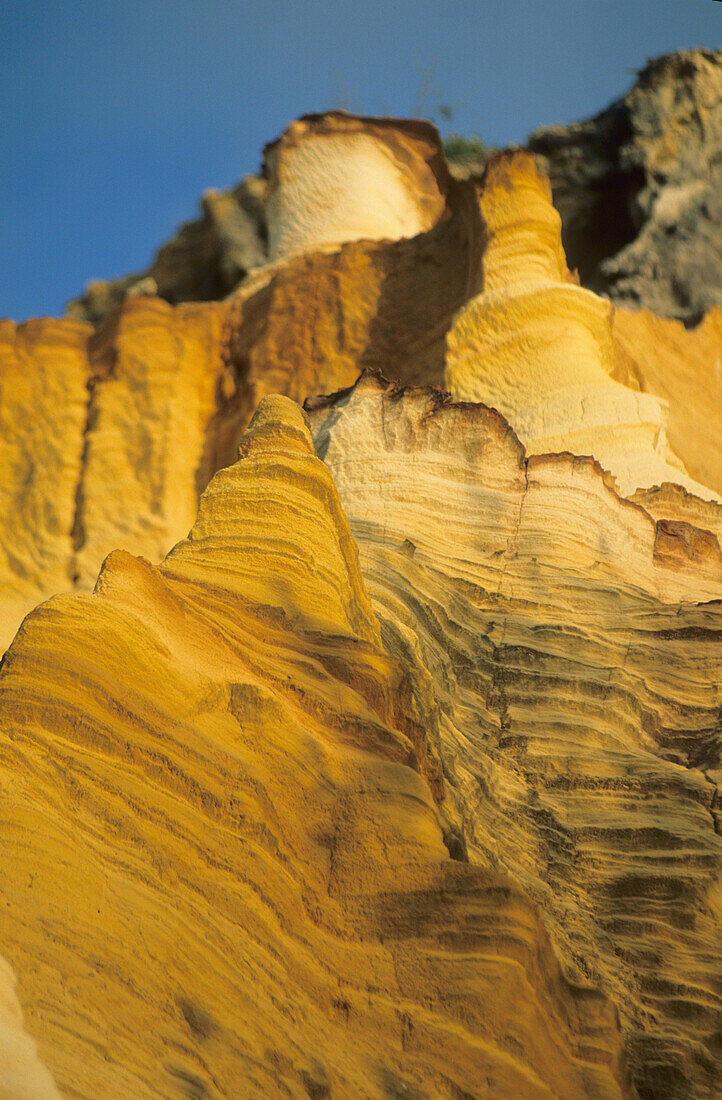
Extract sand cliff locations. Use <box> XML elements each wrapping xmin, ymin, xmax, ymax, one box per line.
<box><xmin>0</xmin><ymin>53</ymin><xmax>720</xmax><ymax>1100</ymax></box>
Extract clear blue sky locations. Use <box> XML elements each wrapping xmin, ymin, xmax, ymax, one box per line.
<box><xmin>2</xmin><ymin>0</ymin><xmax>719</xmax><ymax>321</ymax></box>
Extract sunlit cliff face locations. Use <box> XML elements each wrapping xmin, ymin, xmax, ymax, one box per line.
<box><xmin>445</xmin><ymin>151</ymin><xmax>721</xmax><ymax>502</ymax></box>
<box><xmin>1</xmin><ymin>73</ymin><xmax>722</xmax><ymax>1099</ymax></box>
<box><xmin>264</xmin><ymin>114</ymin><xmax>447</xmax><ymax>259</ymax></box>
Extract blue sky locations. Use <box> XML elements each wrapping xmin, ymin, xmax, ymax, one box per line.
<box><xmin>2</xmin><ymin>0</ymin><xmax>720</xmax><ymax>320</ymax></box>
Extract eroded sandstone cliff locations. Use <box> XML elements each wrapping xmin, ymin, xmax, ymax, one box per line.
<box><xmin>308</xmin><ymin>373</ymin><xmax>722</xmax><ymax>1100</ymax></box>
<box><xmin>0</xmin><ymin>397</ymin><xmax>634</xmax><ymax>1099</ymax></box>
<box><xmin>65</xmin><ymin>51</ymin><xmax>722</xmax><ymax>329</ymax></box>
<box><xmin>1</xmin><ymin>71</ymin><xmax>721</xmax><ymax>1100</ymax></box>
<box><xmin>0</xmin><ymin>115</ymin><xmax>484</xmax><ymax>650</ymax></box>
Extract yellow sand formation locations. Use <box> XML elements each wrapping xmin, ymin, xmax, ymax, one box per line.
<box><xmin>308</xmin><ymin>372</ymin><xmax>722</xmax><ymax>1099</ymax></box>
<box><xmin>0</xmin><ymin>126</ymin><xmax>483</xmax><ymax>650</ymax></box>
<box><xmin>445</xmin><ymin>152</ymin><xmax>720</xmax><ymax>503</ymax></box>
<box><xmin>0</xmin><ymin>300</ymin><xmax>227</xmax><ymax>651</ymax></box>
<box><xmin>0</xmin><ymin>318</ymin><xmax>91</xmax><ymax>649</ymax></box>
<box><xmin>0</xmin><ymin>395</ymin><xmax>630</xmax><ymax>1098</ymax></box>
<box><xmin>1</xmin><ymin>112</ymin><xmax>721</xmax><ymax>1099</ymax></box>
<box><xmin>613</xmin><ymin>306</ymin><xmax>722</xmax><ymax>499</ymax></box>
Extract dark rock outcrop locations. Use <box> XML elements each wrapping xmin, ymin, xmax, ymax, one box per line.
<box><xmin>529</xmin><ymin>49</ymin><xmax>722</xmax><ymax>324</ymax></box>
<box><xmin>66</xmin><ymin>176</ymin><xmax>267</xmax><ymax>324</ymax></box>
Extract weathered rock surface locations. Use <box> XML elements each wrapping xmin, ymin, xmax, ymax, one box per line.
<box><xmin>222</xmin><ymin>162</ymin><xmax>481</xmax><ymax>402</ymax></box>
<box><xmin>65</xmin><ymin>112</ymin><xmax>454</xmax><ymax>325</ymax></box>
<box><xmin>69</xmin><ymin>298</ymin><xmax>228</xmax><ymax>591</ymax></box>
<box><xmin>0</xmin><ymin>300</ymin><xmax>229</xmax><ymax>650</ymax></box>
<box><xmin>0</xmin><ymin>955</ymin><xmax>62</xmax><ymax>1099</ymax></box>
<box><xmin>264</xmin><ymin>113</ymin><xmax>449</xmax><ymax>260</ymax></box>
<box><xmin>0</xmin><ymin>318</ymin><xmax>92</xmax><ymax>650</ymax></box>
<box><xmin>10</xmin><ymin>113</ymin><xmax>721</xmax><ymax>655</ymax></box>
<box><xmin>612</xmin><ymin>307</ymin><xmax>722</xmax><ymax>499</ymax></box>
<box><xmin>444</xmin><ymin>151</ymin><xmax>719</xmax><ymax>502</ymax></box>
<box><xmin>0</xmin><ymin>124</ymin><xmax>483</xmax><ymax>649</ymax></box>
<box><xmin>65</xmin><ymin>52</ymin><xmax>721</xmax><ymax>329</ymax></box>
<box><xmin>529</xmin><ymin>49</ymin><xmax>722</xmax><ymax>323</ymax></box>
<box><xmin>308</xmin><ymin>372</ymin><xmax>722</xmax><ymax>1100</ymax></box>
<box><xmin>0</xmin><ymin>397</ymin><xmax>634</xmax><ymax>1099</ymax></box>
<box><xmin>2</xmin><ymin>95</ymin><xmax>721</xmax><ymax>1100</ymax></box>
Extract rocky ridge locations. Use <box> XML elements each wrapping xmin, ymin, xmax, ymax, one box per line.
<box><xmin>0</xmin><ymin>60</ymin><xmax>721</xmax><ymax>1100</ymax></box>
<box><xmin>0</xmin><ymin>396</ymin><xmax>634</xmax><ymax>1099</ymax></box>
<box><xmin>529</xmin><ymin>49</ymin><xmax>722</xmax><ymax>324</ymax></box>
<box><xmin>65</xmin><ymin>50</ymin><xmax>722</xmax><ymax>328</ymax></box>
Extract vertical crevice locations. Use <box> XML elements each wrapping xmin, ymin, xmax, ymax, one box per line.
<box><xmin>67</xmin><ymin>310</ymin><xmax>119</xmax><ymax>586</ymax></box>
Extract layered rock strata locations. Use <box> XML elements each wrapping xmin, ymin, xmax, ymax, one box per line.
<box><xmin>0</xmin><ymin>121</ymin><xmax>483</xmax><ymax>650</ymax></box>
<box><xmin>307</xmin><ymin>372</ymin><xmax>722</xmax><ymax>1100</ymax></box>
<box><xmin>1</xmin><ymin>100</ymin><xmax>721</xmax><ymax>1100</ymax></box>
<box><xmin>445</xmin><ymin>151</ymin><xmax>719</xmax><ymax>503</ymax></box>
<box><xmin>0</xmin><ymin>397</ymin><xmax>632</xmax><ymax>1099</ymax></box>
<box><xmin>3</xmin><ymin>114</ymin><xmax>721</xmax><ymax>648</ymax></box>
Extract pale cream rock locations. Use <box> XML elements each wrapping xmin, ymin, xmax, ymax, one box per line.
<box><xmin>309</xmin><ymin>372</ymin><xmax>722</xmax><ymax>607</ymax></box>
<box><xmin>264</xmin><ymin>114</ymin><xmax>447</xmax><ymax>260</ymax></box>
<box><xmin>0</xmin><ymin>956</ymin><xmax>62</xmax><ymax>1100</ymax></box>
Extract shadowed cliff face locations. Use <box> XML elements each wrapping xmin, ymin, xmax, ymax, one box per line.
<box><xmin>529</xmin><ymin>49</ymin><xmax>722</xmax><ymax>324</ymax></box>
<box><xmin>1</xmin><ymin>83</ymin><xmax>721</xmax><ymax>1100</ymax></box>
